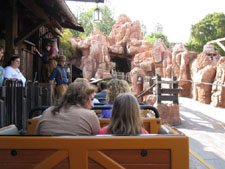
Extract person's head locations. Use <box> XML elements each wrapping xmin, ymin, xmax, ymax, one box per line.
<box><xmin>98</xmin><ymin>81</ymin><xmax>107</xmax><ymax>91</ymax></box>
<box><xmin>0</xmin><ymin>46</ymin><xmax>4</xmax><ymax>60</ymax></box>
<box><xmin>107</xmin><ymin>93</ymin><xmax>142</xmax><ymax>135</ymax></box>
<box><xmin>9</xmin><ymin>56</ymin><xmax>20</xmax><ymax>68</ymax></box>
<box><xmin>57</xmin><ymin>55</ymin><xmax>66</xmax><ymax>67</ymax></box>
<box><xmin>53</xmin><ymin>78</ymin><xmax>97</xmax><ymax>112</ymax></box>
<box><xmin>45</xmin><ymin>43</ymin><xmax>52</xmax><ymax>51</ymax></box>
<box><xmin>106</xmin><ymin>79</ymin><xmax>131</xmax><ymax>104</ymax></box>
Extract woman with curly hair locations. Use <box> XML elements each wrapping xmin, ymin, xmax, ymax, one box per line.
<box><xmin>99</xmin><ymin>93</ymin><xmax>148</xmax><ymax>135</ymax></box>
<box><xmin>100</xmin><ymin>79</ymin><xmax>131</xmax><ymax>118</ymax></box>
<box><xmin>37</xmin><ymin>78</ymin><xmax>100</xmax><ymax>135</ymax></box>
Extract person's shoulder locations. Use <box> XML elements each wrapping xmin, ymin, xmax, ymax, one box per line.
<box><xmin>42</xmin><ymin>106</ymin><xmax>55</xmax><ymax>115</ymax></box>
<box><xmin>71</xmin><ymin>105</ymin><xmax>95</xmax><ymax>114</ymax></box>
<box><xmin>4</xmin><ymin>66</ymin><xmax>12</xmax><ymax>70</ymax></box>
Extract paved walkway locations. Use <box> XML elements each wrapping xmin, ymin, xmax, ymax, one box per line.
<box><xmin>176</xmin><ymin>97</ymin><xmax>225</xmax><ymax>169</ymax></box>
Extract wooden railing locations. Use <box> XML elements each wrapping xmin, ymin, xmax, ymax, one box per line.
<box><xmin>155</xmin><ymin>75</ymin><xmax>179</xmax><ymax>104</ymax></box>
<box><xmin>0</xmin><ymin>134</ymin><xmax>189</xmax><ymax>169</ymax></box>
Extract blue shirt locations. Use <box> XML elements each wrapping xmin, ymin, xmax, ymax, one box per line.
<box><xmin>0</xmin><ymin>66</ymin><xmax>4</xmax><ymax>86</ymax></box>
<box><xmin>50</xmin><ymin>65</ymin><xmax>68</xmax><ymax>85</ymax></box>
<box><xmin>100</xmin><ymin>104</ymin><xmax>112</xmax><ymax>118</ymax></box>
<box><xmin>95</xmin><ymin>90</ymin><xmax>107</xmax><ymax>103</ymax></box>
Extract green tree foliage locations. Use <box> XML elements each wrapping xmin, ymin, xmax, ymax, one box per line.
<box><xmin>71</xmin><ymin>6</ymin><xmax>115</xmax><ymax>37</ymax></box>
<box><xmin>94</xmin><ymin>6</ymin><xmax>115</xmax><ymax>36</ymax></box>
<box><xmin>59</xmin><ymin>29</ymin><xmax>74</xmax><ymax>58</ymax></box>
<box><xmin>186</xmin><ymin>12</ymin><xmax>225</xmax><ymax>54</ymax></box>
<box><xmin>145</xmin><ymin>32</ymin><xmax>170</xmax><ymax>48</ymax></box>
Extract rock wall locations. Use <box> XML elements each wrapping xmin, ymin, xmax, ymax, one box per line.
<box><xmin>70</xmin><ymin>14</ymin><xmax>225</xmax><ymax>109</ymax></box>
<box><xmin>211</xmin><ymin>57</ymin><xmax>225</xmax><ymax>107</ymax></box>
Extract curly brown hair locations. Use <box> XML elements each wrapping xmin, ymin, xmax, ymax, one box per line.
<box><xmin>106</xmin><ymin>79</ymin><xmax>131</xmax><ymax>104</ymax></box>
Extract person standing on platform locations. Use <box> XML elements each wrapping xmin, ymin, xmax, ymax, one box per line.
<box><xmin>4</xmin><ymin>56</ymin><xmax>26</xmax><ymax>86</ymax></box>
<box><xmin>49</xmin><ymin>55</ymin><xmax>68</xmax><ymax>103</ymax></box>
<box><xmin>40</xmin><ymin>43</ymin><xmax>52</xmax><ymax>83</ymax></box>
<box><xmin>0</xmin><ymin>46</ymin><xmax>5</xmax><ymax>86</ymax></box>
<box><xmin>48</xmin><ymin>41</ymin><xmax>58</xmax><ymax>76</ymax></box>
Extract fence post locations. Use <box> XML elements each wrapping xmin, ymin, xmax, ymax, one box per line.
<box><xmin>156</xmin><ymin>75</ymin><xmax>161</xmax><ymax>104</ymax></box>
<box><xmin>0</xmin><ymin>86</ymin><xmax>6</xmax><ymax>127</ymax></box>
<box><xmin>173</xmin><ymin>76</ymin><xmax>179</xmax><ymax>104</ymax></box>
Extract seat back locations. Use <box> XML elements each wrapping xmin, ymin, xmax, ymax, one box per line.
<box><xmin>0</xmin><ymin>125</ymin><xmax>19</xmax><ymax>135</ymax></box>
<box><xmin>27</xmin><ymin>115</ymin><xmax>42</xmax><ymax>135</ymax></box>
<box><xmin>99</xmin><ymin>118</ymin><xmax>162</xmax><ymax>134</ymax></box>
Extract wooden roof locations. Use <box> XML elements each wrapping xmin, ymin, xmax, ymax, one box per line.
<box><xmin>20</xmin><ymin>0</ymin><xmax>84</xmax><ymax>32</ymax></box>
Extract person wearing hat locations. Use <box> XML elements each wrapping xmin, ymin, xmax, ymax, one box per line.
<box><xmin>49</xmin><ymin>55</ymin><xmax>68</xmax><ymax>104</ymax></box>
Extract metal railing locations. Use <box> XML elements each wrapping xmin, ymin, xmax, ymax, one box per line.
<box><xmin>0</xmin><ymin>80</ymin><xmax>52</xmax><ymax>130</ymax></box>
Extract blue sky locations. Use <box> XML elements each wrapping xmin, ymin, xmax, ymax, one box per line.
<box><xmin>67</xmin><ymin>0</ymin><xmax>225</xmax><ymax>43</ymax></box>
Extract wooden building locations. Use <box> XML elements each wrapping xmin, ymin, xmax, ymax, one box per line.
<box><xmin>0</xmin><ymin>0</ymin><xmax>83</xmax><ymax>82</ymax></box>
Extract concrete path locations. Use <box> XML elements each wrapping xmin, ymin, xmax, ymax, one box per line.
<box><xmin>176</xmin><ymin>97</ymin><xmax>225</xmax><ymax>169</ymax></box>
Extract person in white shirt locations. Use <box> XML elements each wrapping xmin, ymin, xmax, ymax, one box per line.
<box><xmin>4</xmin><ymin>56</ymin><xmax>26</xmax><ymax>86</ymax></box>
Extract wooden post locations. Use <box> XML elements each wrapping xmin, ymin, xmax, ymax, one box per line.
<box><xmin>173</xmin><ymin>76</ymin><xmax>179</xmax><ymax>104</ymax></box>
<box><xmin>4</xmin><ymin>0</ymin><xmax>18</xmax><ymax>66</ymax></box>
<box><xmin>156</xmin><ymin>75</ymin><xmax>161</xmax><ymax>104</ymax></box>
<box><xmin>136</xmin><ymin>75</ymin><xmax>143</xmax><ymax>102</ymax></box>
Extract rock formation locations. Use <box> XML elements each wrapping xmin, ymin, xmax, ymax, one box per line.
<box><xmin>192</xmin><ymin>44</ymin><xmax>220</xmax><ymax>104</ymax></box>
<box><xmin>70</xmin><ymin>14</ymin><xmax>225</xmax><ymax>112</ymax></box>
<box><xmin>211</xmin><ymin>57</ymin><xmax>225</xmax><ymax>107</ymax></box>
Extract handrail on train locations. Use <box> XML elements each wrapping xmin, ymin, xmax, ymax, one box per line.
<box><xmin>29</xmin><ymin>104</ymin><xmax>160</xmax><ymax>118</ymax></box>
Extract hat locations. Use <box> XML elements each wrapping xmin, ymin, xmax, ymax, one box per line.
<box><xmin>90</xmin><ymin>78</ymin><xmax>102</xmax><ymax>84</ymax></box>
<box><xmin>57</xmin><ymin>55</ymin><xmax>66</xmax><ymax>62</ymax></box>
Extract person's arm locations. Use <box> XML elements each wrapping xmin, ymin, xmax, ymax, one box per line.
<box><xmin>90</xmin><ymin>112</ymin><xmax>101</xmax><ymax>135</ymax></box>
<box><xmin>141</xmin><ymin>128</ymin><xmax>149</xmax><ymax>134</ymax></box>
<box><xmin>34</xmin><ymin>47</ymin><xmax>43</xmax><ymax>57</ymax></box>
<box><xmin>49</xmin><ymin>68</ymin><xmax>57</xmax><ymax>84</ymax></box>
<box><xmin>98</xmin><ymin>126</ymin><xmax>108</xmax><ymax>134</ymax></box>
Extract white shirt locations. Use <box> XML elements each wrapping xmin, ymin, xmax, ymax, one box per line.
<box><xmin>4</xmin><ymin>66</ymin><xmax>26</xmax><ymax>86</ymax></box>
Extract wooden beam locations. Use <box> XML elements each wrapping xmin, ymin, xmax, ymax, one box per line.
<box><xmin>65</xmin><ymin>0</ymin><xmax>104</xmax><ymax>2</ymax></box>
<box><xmin>14</xmin><ymin>22</ymin><xmax>44</xmax><ymax>45</ymax></box>
<box><xmin>4</xmin><ymin>0</ymin><xmax>17</xmax><ymax>66</ymax></box>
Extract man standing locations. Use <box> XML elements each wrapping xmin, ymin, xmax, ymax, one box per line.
<box><xmin>49</xmin><ymin>55</ymin><xmax>68</xmax><ymax>104</ymax></box>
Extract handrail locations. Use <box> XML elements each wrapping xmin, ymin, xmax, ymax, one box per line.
<box><xmin>29</xmin><ymin>105</ymin><xmax>160</xmax><ymax>118</ymax></box>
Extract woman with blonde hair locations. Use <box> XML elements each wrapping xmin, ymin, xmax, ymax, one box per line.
<box><xmin>99</xmin><ymin>93</ymin><xmax>148</xmax><ymax>135</ymax></box>
<box><xmin>38</xmin><ymin>78</ymin><xmax>100</xmax><ymax>135</ymax></box>
<box><xmin>100</xmin><ymin>79</ymin><xmax>131</xmax><ymax>118</ymax></box>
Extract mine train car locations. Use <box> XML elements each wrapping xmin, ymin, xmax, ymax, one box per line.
<box><xmin>0</xmin><ymin>105</ymin><xmax>189</xmax><ymax>169</ymax></box>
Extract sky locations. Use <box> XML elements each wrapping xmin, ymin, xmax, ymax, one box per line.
<box><xmin>66</xmin><ymin>0</ymin><xmax>225</xmax><ymax>43</ymax></box>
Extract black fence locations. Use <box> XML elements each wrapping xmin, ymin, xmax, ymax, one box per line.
<box><xmin>0</xmin><ymin>80</ymin><xmax>52</xmax><ymax>131</ymax></box>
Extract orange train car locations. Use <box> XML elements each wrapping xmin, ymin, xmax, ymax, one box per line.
<box><xmin>0</xmin><ymin>127</ymin><xmax>189</xmax><ymax>169</ymax></box>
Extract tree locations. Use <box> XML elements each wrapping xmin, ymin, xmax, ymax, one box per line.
<box><xmin>145</xmin><ymin>32</ymin><xmax>170</xmax><ymax>48</ymax></box>
<box><xmin>94</xmin><ymin>6</ymin><xmax>115</xmax><ymax>36</ymax></box>
<box><xmin>71</xmin><ymin>6</ymin><xmax>115</xmax><ymax>37</ymax></box>
<box><xmin>186</xmin><ymin>12</ymin><xmax>225</xmax><ymax>54</ymax></box>
<box><xmin>59</xmin><ymin>29</ymin><xmax>74</xmax><ymax>58</ymax></box>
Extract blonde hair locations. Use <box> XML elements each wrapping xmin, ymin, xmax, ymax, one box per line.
<box><xmin>106</xmin><ymin>79</ymin><xmax>130</xmax><ymax>104</ymax></box>
<box><xmin>107</xmin><ymin>93</ymin><xmax>142</xmax><ymax>135</ymax></box>
<box><xmin>52</xmin><ymin>78</ymin><xmax>96</xmax><ymax>114</ymax></box>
